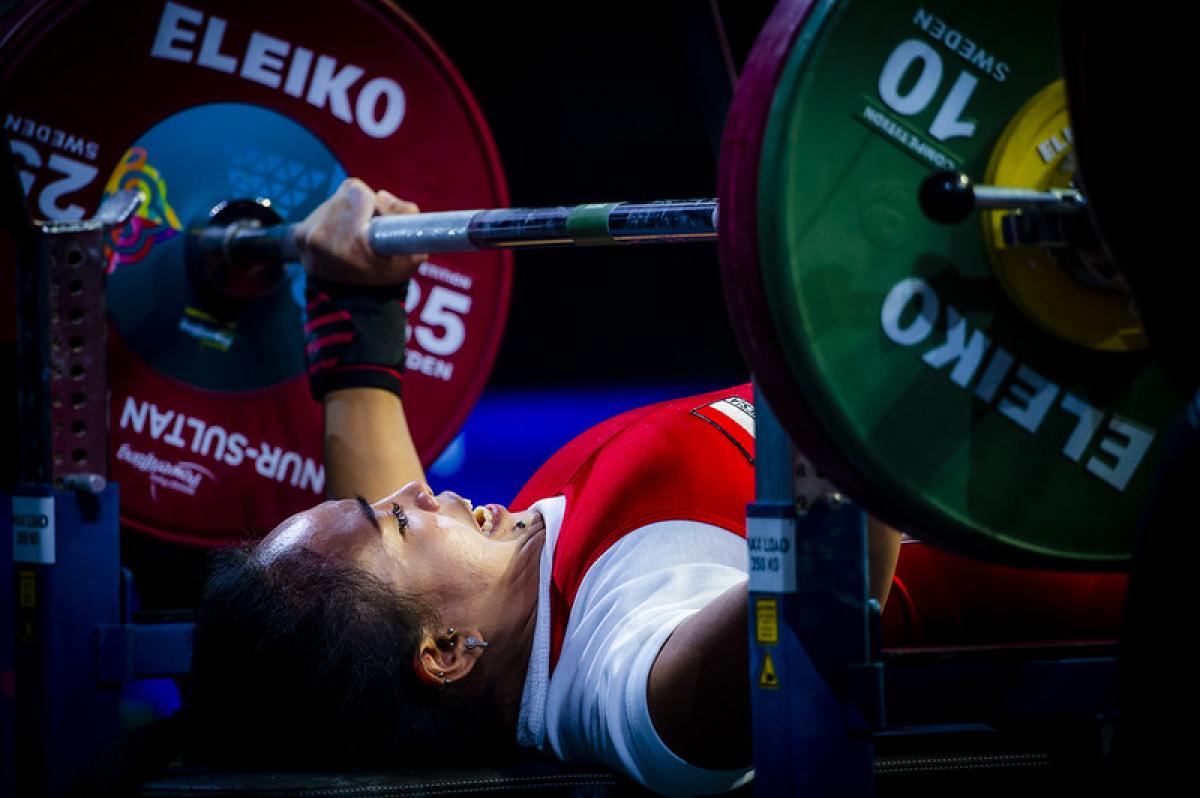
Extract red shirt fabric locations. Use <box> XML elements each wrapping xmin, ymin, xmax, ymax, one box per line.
<box><xmin>511</xmin><ymin>383</ymin><xmax>1128</xmax><ymax>652</ymax></box>
<box><xmin>513</xmin><ymin>385</ymin><xmax>755</xmax><ymax>668</ymax></box>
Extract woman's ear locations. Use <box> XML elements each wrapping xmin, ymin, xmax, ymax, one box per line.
<box><xmin>412</xmin><ymin>627</ymin><xmax>486</xmax><ymax>686</ymax></box>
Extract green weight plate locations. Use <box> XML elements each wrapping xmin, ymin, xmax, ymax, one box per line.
<box><xmin>754</xmin><ymin>0</ymin><xmax>1182</xmax><ymax>566</ymax></box>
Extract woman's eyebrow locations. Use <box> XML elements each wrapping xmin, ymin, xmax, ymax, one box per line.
<box><xmin>355</xmin><ymin>495</ymin><xmax>381</xmax><ymax>531</ymax></box>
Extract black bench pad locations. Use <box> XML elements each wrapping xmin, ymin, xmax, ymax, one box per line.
<box><xmin>139</xmin><ymin>760</ymin><xmax>656</xmax><ymax>797</ymax></box>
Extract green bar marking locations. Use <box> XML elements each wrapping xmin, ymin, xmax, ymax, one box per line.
<box><xmin>566</xmin><ymin>202</ymin><xmax>619</xmax><ymax>245</ymax></box>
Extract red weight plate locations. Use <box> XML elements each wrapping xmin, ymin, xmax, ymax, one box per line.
<box><xmin>718</xmin><ymin>0</ymin><xmax>854</xmax><ymax>486</ymax></box>
<box><xmin>720</xmin><ymin>0</ymin><xmax>974</xmax><ymax>540</ymax></box>
<box><xmin>1</xmin><ymin>0</ymin><xmax>511</xmax><ymax>546</ymax></box>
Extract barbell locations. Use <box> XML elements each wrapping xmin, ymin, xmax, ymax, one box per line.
<box><xmin>191</xmin><ymin>173</ymin><xmax>1088</xmax><ymax>265</ymax></box>
<box><xmin>192</xmin><ymin>199</ymin><xmax>721</xmax><ymax>262</ymax></box>
<box><xmin>0</xmin><ymin>0</ymin><xmax>1183</xmax><ymax>566</ymax></box>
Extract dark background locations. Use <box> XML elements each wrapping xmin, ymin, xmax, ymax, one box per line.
<box><xmin>0</xmin><ymin>1</ymin><xmax>781</xmax><ymax>603</ymax></box>
<box><xmin>394</xmin><ymin>0</ymin><xmax>776</xmax><ymax>389</ymax></box>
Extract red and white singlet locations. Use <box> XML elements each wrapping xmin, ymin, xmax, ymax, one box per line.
<box><xmin>508</xmin><ymin>384</ymin><xmax>1126</xmax><ymax>794</ymax></box>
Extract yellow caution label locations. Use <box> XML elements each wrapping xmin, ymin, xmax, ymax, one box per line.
<box><xmin>18</xmin><ymin>570</ymin><xmax>36</xmax><ymax>608</ymax></box>
<box><xmin>755</xmin><ymin>598</ymin><xmax>778</xmax><ymax>645</ymax></box>
<box><xmin>758</xmin><ymin>650</ymin><xmax>780</xmax><ymax>690</ymax></box>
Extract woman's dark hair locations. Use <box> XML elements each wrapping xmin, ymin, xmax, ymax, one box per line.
<box><xmin>185</xmin><ymin>545</ymin><xmax>514</xmax><ymax>769</ymax></box>
<box><xmin>71</xmin><ymin>544</ymin><xmax>517</xmax><ymax>795</ymax></box>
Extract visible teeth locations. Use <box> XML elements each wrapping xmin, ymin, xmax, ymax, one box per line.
<box><xmin>473</xmin><ymin>505</ymin><xmax>495</xmax><ymax>535</ymax></box>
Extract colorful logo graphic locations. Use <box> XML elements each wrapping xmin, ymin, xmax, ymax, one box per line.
<box><xmin>103</xmin><ymin>147</ymin><xmax>183</xmax><ymax>271</ymax></box>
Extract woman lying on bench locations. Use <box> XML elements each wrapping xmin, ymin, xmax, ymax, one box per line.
<box><xmin>172</xmin><ymin>178</ymin><xmax>902</xmax><ymax>795</ymax></box>
<box><xmin>125</xmin><ymin>179</ymin><xmax>1121</xmax><ymax>798</ymax></box>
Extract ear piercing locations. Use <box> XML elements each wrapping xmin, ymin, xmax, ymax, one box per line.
<box><xmin>441</xmin><ymin>628</ymin><xmax>490</xmax><ymax>651</ymax></box>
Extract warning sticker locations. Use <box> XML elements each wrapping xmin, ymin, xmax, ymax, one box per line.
<box><xmin>18</xmin><ymin>571</ymin><xmax>37</xmax><ymax>608</ymax></box>
<box><xmin>12</xmin><ymin>495</ymin><xmax>55</xmax><ymax>564</ymax></box>
<box><xmin>755</xmin><ymin>598</ymin><xmax>779</xmax><ymax>645</ymax></box>
<box><xmin>758</xmin><ymin>650</ymin><xmax>780</xmax><ymax>690</ymax></box>
<box><xmin>748</xmin><ymin>516</ymin><xmax>796</xmax><ymax>593</ymax></box>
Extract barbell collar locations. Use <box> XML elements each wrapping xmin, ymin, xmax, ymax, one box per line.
<box><xmin>1000</xmin><ymin>209</ymin><xmax>1105</xmax><ymax>250</ymax></box>
<box><xmin>191</xmin><ymin>221</ymin><xmax>300</xmax><ymax>265</ymax></box>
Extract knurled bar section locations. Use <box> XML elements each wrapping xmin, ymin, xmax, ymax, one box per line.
<box><xmin>46</xmin><ymin>228</ymin><xmax>108</xmax><ymax>480</ymax></box>
<box><xmin>874</xmin><ymin>751</ymin><xmax>1052</xmax><ymax>773</ymax></box>
<box><xmin>139</xmin><ymin>772</ymin><xmax>634</xmax><ymax>797</ymax></box>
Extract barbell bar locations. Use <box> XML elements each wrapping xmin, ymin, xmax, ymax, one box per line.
<box><xmin>918</xmin><ymin>170</ymin><xmax>1086</xmax><ymax>226</ymax></box>
<box><xmin>193</xmin><ymin>176</ymin><xmax>1098</xmax><ymax>266</ymax></box>
<box><xmin>192</xmin><ymin>198</ymin><xmax>721</xmax><ymax>263</ymax></box>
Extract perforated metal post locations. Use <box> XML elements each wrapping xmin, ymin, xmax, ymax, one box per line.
<box><xmin>5</xmin><ymin>173</ymin><xmax>139</xmax><ymax>797</ymax></box>
<box><xmin>748</xmin><ymin>383</ymin><xmax>876</xmax><ymax>795</ymax></box>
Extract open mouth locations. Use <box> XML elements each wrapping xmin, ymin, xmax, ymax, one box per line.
<box><xmin>472</xmin><ymin>504</ymin><xmax>498</xmax><ymax>536</ymax></box>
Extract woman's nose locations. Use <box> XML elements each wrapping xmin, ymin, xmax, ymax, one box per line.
<box><xmin>394</xmin><ymin>480</ymin><xmax>439</xmax><ymax>512</ymax></box>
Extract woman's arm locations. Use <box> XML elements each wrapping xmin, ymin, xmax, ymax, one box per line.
<box><xmin>322</xmin><ymin>388</ymin><xmax>424</xmax><ymax>501</ymax></box>
<box><xmin>646</xmin><ymin>514</ymin><xmax>902</xmax><ymax>769</ymax></box>
<box><xmin>868</xmin><ymin>516</ymin><xmax>902</xmax><ymax>610</ymax></box>
<box><xmin>293</xmin><ymin>178</ymin><xmax>426</xmax><ymax>499</ymax></box>
<box><xmin>646</xmin><ymin>581</ymin><xmax>750</xmax><ymax>770</ymax></box>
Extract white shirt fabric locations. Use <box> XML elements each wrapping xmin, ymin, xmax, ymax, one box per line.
<box><xmin>516</xmin><ymin>496</ymin><xmax>755</xmax><ymax>796</ymax></box>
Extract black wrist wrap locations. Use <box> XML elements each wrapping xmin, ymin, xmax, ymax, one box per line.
<box><xmin>303</xmin><ymin>276</ymin><xmax>409</xmax><ymax>401</ymax></box>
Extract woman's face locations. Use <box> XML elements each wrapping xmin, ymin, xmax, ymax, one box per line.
<box><xmin>255</xmin><ymin>481</ymin><xmax>530</xmax><ymax>610</ymax></box>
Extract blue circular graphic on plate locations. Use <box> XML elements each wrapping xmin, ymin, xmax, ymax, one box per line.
<box><xmin>106</xmin><ymin>102</ymin><xmax>346</xmax><ymax>392</ymax></box>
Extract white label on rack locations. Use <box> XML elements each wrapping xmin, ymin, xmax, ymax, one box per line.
<box><xmin>12</xmin><ymin>496</ymin><xmax>55</xmax><ymax>564</ymax></box>
<box><xmin>748</xmin><ymin>516</ymin><xmax>795</xmax><ymax>593</ymax></box>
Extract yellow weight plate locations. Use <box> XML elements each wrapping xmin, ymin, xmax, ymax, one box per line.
<box><xmin>982</xmin><ymin>80</ymin><xmax>1145</xmax><ymax>352</ymax></box>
